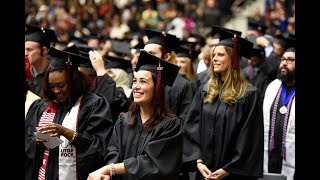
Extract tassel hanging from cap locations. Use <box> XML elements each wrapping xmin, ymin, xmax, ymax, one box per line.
<box><xmin>156</xmin><ymin>59</ymin><xmax>163</xmax><ymax>105</ymax></box>
<box><xmin>233</xmin><ymin>34</ymin><xmax>238</xmax><ymax>69</ymax></box>
<box><xmin>161</xmin><ymin>31</ymin><xmax>167</xmax><ymax>60</ymax></box>
<box><xmin>67</xmin><ymin>53</ymin><xmax>71</xmax><ymax>95</ymax></box>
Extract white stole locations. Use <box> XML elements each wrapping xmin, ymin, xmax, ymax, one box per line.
<box><xmin>263</xmin><ymin>79</ymin><xmax>295</xmax><ymax>180</ymax></box>
<box><xmin>59</xmin><ymin>96</ymin><xmax>82</xmax><ymax>180</ymax></box>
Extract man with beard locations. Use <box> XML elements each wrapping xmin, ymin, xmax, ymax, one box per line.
<box><xmin>262</xmin><ymin>35</ymin><xmax>295</xmax><ymax>180</ymax></box>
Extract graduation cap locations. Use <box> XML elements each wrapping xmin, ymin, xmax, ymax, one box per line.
<box><xmin>110</xmin><ymin>39</ymin><xmax>132</xmax><ymax>58</ymax></box>
<box><xmin>247</xmin><ymin>18</ymin><xmax>267</xmax><ymax>34</ymax></box>
<box><xmin>145</xmin><ymin>28</ymin><xmax>179</xmax><ymax>54</ymax></box>
<box><xmin>251</xmin><ymin>44</ymin><xmax>265</xmax><ymax>58</ymax></box>
<box><xmin>178</xmin><ymin>40</ymin><xmax>199</xmax><ymax>60</ymax></box>
<box><xmin>135</xmin><ymin>50</ymin><xmax>180</xmax><ymax>87</ymax></box>
<box><xmin>47</xmin><ymin>47</ymin><xmax>89</xmax><ymax>71</ymax></box>
<box><xmin>62</xmin><ymin>44</ymin><xmax>95</xmax><ymax>68</ymax></box>
<box><xmin>70</xmin><ymin>35</ymin><xmax>88</xmax><ymax>45</ymax></box>
<box><xmin>217</xmin><ymin>28</ymin><xmax>253</xmax><ymax>69</ymax></box>
<box><xmin>285</xmin><ymin>35</ymin><xmax>295</xmax><ymax>52</ymax></box>
<box><xmin>25</xmin><ymin>25</ymin><xmax>59</xmax><ymax>48</ymax></box>
<box><xmin>176</xmin><ymin>44</ymin><xmax>193</xmax><ymax>59</ymax></box>
<box><xmin>188</xmin><ymin>33</ymin><xmax>205</xmax><ymax>47</ymax></box>
<box><xmin>209</xmin><ymin>25</ymin><xmax>242</xmax><ymax>39</ymax></box>
<box><xmin>63</xmin><ymin>44</ymin><xmax>79</xmax><ymax>54</ymax></box>
<box><xmin>104</xmin><ymin>55</ymin><xmax>132</xmax><ymax>73</ymax></box>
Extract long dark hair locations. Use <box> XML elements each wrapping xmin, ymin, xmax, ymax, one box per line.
<box><xmin>42</xmin><ymin>68</ymin><xmax>93</xmax><ymax>107</ymax></box>
<box><xmin>128</xmin><ymin>72</ymin><xmax>174</xmax><ymax>132</ymax></box>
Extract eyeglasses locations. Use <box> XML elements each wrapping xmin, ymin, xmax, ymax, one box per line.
<box><xmin>280</xmin><ymin>57</ymin><xmax>295</xmax><ymax>64</ymax></box>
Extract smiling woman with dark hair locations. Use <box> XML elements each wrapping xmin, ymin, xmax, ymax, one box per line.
<box><xmin>88</xmin><ymin>51</ymin><xmax>183</xmax><ymax>180</ymax></box>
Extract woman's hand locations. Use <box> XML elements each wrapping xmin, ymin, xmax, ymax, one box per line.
<box><xmin>89</xmin><ymin>50</ymin><xmax>106</xmax><ymax>76</ymax></box>
<box><xmin>87</xmin><ymin>165</ymin><xmax>111</xmax><ymax>180</ymax></box>
<box><xmin>197</xmin><ymin>162</ymin><xmax>212</xmax><ymax>179</ymax></box>
<box><xmin>37</xmin><ymin>123</ymin><xmax>66</xmax><ymax>137</ymax></box>
<box><xmin>206</xmin><ymin>168</ymin><xmax>230</xmax><ymax>180</ymax></box>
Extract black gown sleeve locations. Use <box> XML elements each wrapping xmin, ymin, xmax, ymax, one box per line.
<box><xmin>182</xmin><ymin>84</ymin><xmax>205</xmax><ymax>171</ymax></box>
<box><xmin>222</xmin><ymin>86</ymin><xmax>264</xmax><ymax>177</ymax></box>
<box><xmin>25</xmin><ymin>100</ymin><xmax>49</xmax><ymax>180</ymax></box>
<box><xmin>73</xmin><ymin>93</ymin><xmax>114</xmax><ymax>178</ymax></box>
<box><xmin>93</xmin><ymin>74</ymin><xmax>129</xmax><ymax>122</ymax></box>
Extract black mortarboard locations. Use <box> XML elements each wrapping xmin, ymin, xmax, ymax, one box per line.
<box><xmin>145</xmin><ymin>28</ymin><xmax>179</xmax><ymax>53</ymax></box>
<box><xmin>209</xmin><ymin>25</ymin><xmax>242</xmax><ymax>39</ymax></box>
<box><xmin>285</xmin><ymin>35</ymin><xmax>295</xmax><ymax>52</ymax></box>
<box><xmin>247</xmin><ymin>18</ymin><xmax>267</xmax><ymax>34</ymax></box>
<box><xmin>47</xmin><ymin>47</ymin><xmax>89</xmax><ymax>71</ymax></box>
<box><xmin>62</xmin><ymin>44</ymin><xmax>95</xmax><ymax>68</ymax></box>
<box><xmin>188</xmin><ymin>33</ymin><xmax>205</xmax><ymax>47</ymax></box>
<box><xmin>76</xmin><ymin>44</ymin><xmax>100</xmax><ymax>53</ymax></box>
<box><xmin>104</xmin><ymin>55</ymin><xmax>132</xmax><ymax>73</ymax></box>
<box><xmin>70</xmin><ymin>35</ymin><xmax>88</xmax><ymax>45</ymax></box>
<box><xmin>63</xmin><ymin>45</ymin><xmax>79</xmax><ymax>54</ymax></box>
<box><xmin>176</xmin><ymin>44</ymin><xmax>192</xmax><ymax>59</ymax></box>
<box><xmin>251</xmin><ymin>44</ymin><xmax>265</xmax><ymax>58</ymax></box>
<box><xmin>217</xmin><ymin>28</ymin><xmax>253</xmax><ymax>69</ymax></box>
<box><xmin>179</xmin><ymin>40</ymin><xmax>199</xmax><ymax>60</ymax></box>
<box><xmin>25</xmin><ymin>25</ymin><xmax>59</xmax><ymax>48</ymax></box>
<box><xmin>135</xmin><ymin>50</ymin><xmax>179</xmax><ymax>87</ymax></box>
<box><xmin>110</xmin><ymin>39</ymin><xmax>132</xmax><ymax>58</ymax></box>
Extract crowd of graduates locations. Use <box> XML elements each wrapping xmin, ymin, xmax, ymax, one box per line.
<box><xmin>25</xmin><ymin>0</ymin><xmax>295</xmax><ymax>180</ymax></box>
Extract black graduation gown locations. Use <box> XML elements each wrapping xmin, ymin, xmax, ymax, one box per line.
<box><xmin>183</xmin><ymin>83</ymin><xmax>264</xmax><ymax>180</ymax></box>
<box><xmin>28</xmin><ymin>68</ymin><xmax>47</xmax><ymax>97</ymax></box>
<box><xmin>105</xmin><ymin>113</ymin><xmax>183</xmax><ymax>180</ymax></box>
<box><xmin>243</xmin><ymin>66</ymin><xmax>272</xmax><ymax>106</ymax></box>
<box><xmin>192</xmin><ymin>69</ymin><xmax>209</xmax><ymax>94</ymax></box>
<box><xmin>93</xmin><ymin>74</ymin><xmax>129</xmax><ymax>123</ymax></box>
<box><xmin>165</xmin><ymin>74</ymin><xmax>194</xmax><ymax>122</ymax></box>
<box><xmin>25</xmin><ymin>92</ymin><xmax>114</xmax><ymax>180</ymax></box>
<box><xmin>262</xmin><ymin>51</ymin><xmax>281</xmax><ymax>81</ymax></box>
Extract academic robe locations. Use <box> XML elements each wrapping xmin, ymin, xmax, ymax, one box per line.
<box><xmin>192</xmin><ymin>69</ymin><xmax>209</xmax><ymax>94</ymax></box>
<box><xmin>263</xmin><ymin>79</ymin><xmax>295</xmax><ymax>180</ymax></box>
<box><xmin>165</xmin><ymin>74</ymin><xmax>194</xmax><ymax>122</ymax></box>
<box><xmin>262</xmin><ymin>52</ymin><xmax>281</xmax><ymax>81</ymax></box>
<box><xmin>93</xmin><ymin>74</ymin><xmax>129</xmax><ymax>123</ymax></box>
<box><xmin>243</xmin><ymin>66</ymin><xmax>272</xmax><ymax>106</ymax></box>
<box><xmin>183</xmin><ymin>83</ymin><xmax>264</xmax><ymax>180</ymax></box>
<box><xmin>28</xmin><ymin>67</ymin><xmax>47</xmax><ymax>97</ymax></box>
<box><xmin>25</xmin><ymin>92</ymin><xmax>114</xmax><ymax>180</ymax></box>
<box><xmin>105</xmin><ymin>112</ymin><xmax>183</xmax><ymax>180</ymax></box>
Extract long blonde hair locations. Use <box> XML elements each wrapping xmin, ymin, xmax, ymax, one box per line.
<box><xmin>204</xmin><ymin>46</ymin><xmax>248</xmax><ymax>105</ymax></box>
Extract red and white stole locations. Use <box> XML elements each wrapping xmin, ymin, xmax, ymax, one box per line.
<box><xmin>58</xmin><ymin>96</ymin><xmax>82</xmax><ymax>180</ymax></box>
<box><xmin>37</xmin><ymin>101</ymin><xmax>58</xmax><ymax>180</ymax></box>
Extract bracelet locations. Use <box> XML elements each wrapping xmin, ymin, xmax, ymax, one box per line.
<box><xmin>70</xmin><ymin>131</ymin><xmax>78</xmax><ymax>143</ymax></box>
<box><xmin>110</xmin><ymin>163</ymin><xmax>115</xmax><ymax>177</ymax></box>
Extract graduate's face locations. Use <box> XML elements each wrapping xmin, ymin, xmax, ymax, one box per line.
<box><xmin>211</xmin><ymin>46</ymin><xmax>231</xmax><ymax>74</ymax></box>
<box><xmin>176</xmin><ymin>57</ymin><xmax>189</xmax><ymax>75</ymax></box>
<box><xmin>132</xmin><ymin>70</ymin><xmax>154</xmax><ymax>106</ymax></box>
<box><xmin>279</xmin><ymin>51</ymin><xmax>295</xmax><ymax>83</ymax></box>
<box><xmin>25</xmin><ymin>41</ymin><xmax>43</xmax><ymax>66</ymax></box>
<box><xmin>49</xmin><ymin>70</ymin><xmax>68</xmax><ymax>103</ymax></box>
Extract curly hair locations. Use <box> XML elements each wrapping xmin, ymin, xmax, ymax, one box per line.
<box><xmin>42</xmin><ymin>68</ymin><xmax>93</xmax><ymax>105</ymax></box>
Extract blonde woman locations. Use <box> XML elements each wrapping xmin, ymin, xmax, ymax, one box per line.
<box><xmin>183</xmin><ymin>30</ymin><xmax>264</xmax><ymax>180</ymax></box>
